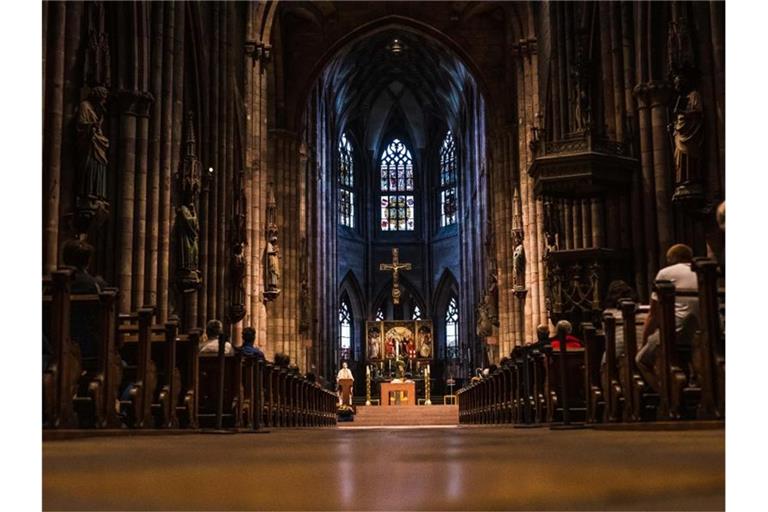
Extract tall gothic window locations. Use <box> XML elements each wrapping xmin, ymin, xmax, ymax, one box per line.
<box><xmin>412</xmin><ymin>304</ymin><xmax>422</xmax><ymax>320</ymax></box>
<box><xmin>445</xmin><ymin>296</ymin><xmax>459</xmax><ymax>359</ymax></box>
<box><xmin>439</xmin><ymin>130</ymin><xmax>458</xmax><ymax>227</ymax></box>
<box><xmin>339</xmin><ymin>133</ymin><xmax>355</xmax><ymax>228</ymax></box>
<box><xmin>339</xmin><ymin>298</ymin><xmax>352</xmax><ymax>360</ymax></box>
<box><xmin>380</xmin><ymin>139</ymin><xmax>415</xmax><ymax>231</ymax></box>
<box><xmin>375</xmin><ymin>307</ymin><xmax>385</xmax><ymax>321</ymax></box>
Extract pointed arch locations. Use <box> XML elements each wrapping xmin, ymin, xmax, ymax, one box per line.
<box><xmin>433</xmin><ymin>269</ymin><xmax>460</xmax><ymax>360</ymax></box>
<box><xmin>338</xmin><ymin>271</ymin><xmax>365</xmax><ymax>361</ymax></box>
<box><xmin>371</xmin><ymin>274</ymin><xmax>425</xmax><ymax>321</ymax></box>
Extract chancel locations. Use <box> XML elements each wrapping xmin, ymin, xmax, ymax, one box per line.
<box><xmin>39</xmin><ymin>1</ymin><xmax>726</xmax><ymax>510</ymax></box>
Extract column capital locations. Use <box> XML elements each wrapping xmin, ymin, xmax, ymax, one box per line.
<box><xmin>512</xmin><ymin>38</ymin><xmax>538</xmax><ymax>58</ymax></box>
<box><xmin>632</xmin><ymin>81</ymin><xmax>673</xmax><ymax>109</ymax></box>
<box><xmin>245</xmin><ymin>40</ymin><xmax>272</xmax><ymax>67</ymax></box>
<box><xmin>117</xmin><ymin>89</ymin><xmax>154</xmax><ymax>117</ymax></box>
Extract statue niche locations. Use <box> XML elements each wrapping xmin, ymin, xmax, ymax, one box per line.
<box><xmin>228</xmin><ymin>171</ymin><xmax>247</xmax><ymax>323</ymax></box>
<box><xmin>667</xmin><ymin>17</ymin><xmax>706</xmax><ymax>206</ymax></box>
<box><xmin>174</xmin><ymin>112</ymin><xmax>202</xmax><ymax>292</ymax></box>
<box><xmin>263</xmin><ymin>184</ymin><xmax>281</xmax><ymax>303</ymax></box>
<box><xmin>75</xmin><ymin>87</ymin><xmax>110</xmax><ymax>209</ymax></box>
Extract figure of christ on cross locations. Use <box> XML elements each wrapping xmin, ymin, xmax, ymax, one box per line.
<box><xmin>379</xmin><ymin>248</ymin><xmax>412</xmax><ymax>305</ymax></box>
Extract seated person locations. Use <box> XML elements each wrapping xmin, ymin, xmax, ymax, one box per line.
<box><xmin>199</xmin><ymin>319</ymin><xmax>234</xmax><ymax>355</ymax></box>
<box><xmin>62</xmin><ymin>239</ymin><xmax>108</xmax><ymax>359</ymax></box>
<box><xmin>526</xmin><ymin>324</ymin><xmax>551</xmax><ymax>349</ymax></box>
<box><xmin>238</xmin><ymin>327</ymin><xmax>264</xmax><ymax>359</ymax></box>
<box><xmin>62</xmin><ymin>238</ymin><xmax>107</xmax><ymax>294</ymax></box>
<box><xmin>274</xmin><ymin>352</ymin><xmax>291</xmax><ymax>368</ymax></box>
<box><xmin>636</xmin><ymin>244</ymin><xmax>699</xmax><ymax>392</ymax></box>
<box><xmin>550</xmin><ymin>320</ymin><xmax>582</xmax><ymax>350</ymax></box>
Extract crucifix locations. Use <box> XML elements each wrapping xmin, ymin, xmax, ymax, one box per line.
<box><xmin>379</xmin><ymin>248</ymin><xmax>412</xmax><ymax>305</ymax></box>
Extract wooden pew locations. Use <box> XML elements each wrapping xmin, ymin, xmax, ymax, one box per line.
<box><xmin>616</xmin><ymin>301</ymin><xmax>658</xmax><ymax>421</ymax></box>
<box><xmin>654</xmin><ymin>280</ymin><xmax>701</xmax><ymax>420</ymax></box>
<box><xmin>582</xmin><ymin>323</ymin><xmax>606</xmax><ymax>424</ymax></box>
<box><xmin>197</xmin><ymin>352</ymin><xmax>245</xmax><ymax>429</ymax></box>
<box><xmin>691</xmin><ymin>257</ymin><xmax>725</xmax><ymax>419</ymax></box>
<box><xmin>42</xmin><ymin>270</ymin><xmax>81</xmax><ymax>428</ymax></box>
<box><xmin>175</xmin><ymin>328</ymin><xmax>202</xmax><ymax>428</ymax></box>
<box><xmin>70</xmin><ymin>287</ymin><xmax>122</xmax><ymax>428</ymax></box>
<box><xmin>545</xmin><ymin>345</ymin><xmax>587</xmax><ymax>424</ymax></box>
<box><xmin>601</xmin><ymin>314</ymin><xmax>625</xmax><ymax>422</ymax></box>
<box><xmin>116</xmin><ymin>308</ymin><xmax>157</xmax><ymax>428</ymax></box>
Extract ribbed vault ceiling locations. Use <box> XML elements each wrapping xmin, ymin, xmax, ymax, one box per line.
<box><xmin>322</xmin><ymin>29</ymin><xmax>475</xmax><ymax>151</ymax></box>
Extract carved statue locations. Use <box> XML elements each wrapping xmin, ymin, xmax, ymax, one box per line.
<box><xmin>512</xmin><ymin>231</ymin><xmax>526</xmax><ymax>290</ymax></box>
<box><xmin>667</xmin><ymin>17</ymin><xmax>704</xmax><ymax>202</ymax></box>
<box><xmin>670</xmin><ymin>74</ymin><xmax>704</xmax><ymax>187</ymax></box>
<box><xmin>543</xmin><ymin>200</ymin><xmax>561</xmax><ymax>257</ymax></box>
<box><xmin>228</xmin><ymin>171</ymin><xmax>247</xmax><ymax>322</ymax></box>
<box><xmin>486</xmin><ymin>273</ymin><xmax>499</xmax><ymax>327</ymax></box>
<box><xmin>571</xmin><ymin>40</ymin><xmax>592</xmax><ymax>133</ymax></box>
<box><xmin>265</xmin><ymin>225</ymin><xmax>281</xmax><ymax>292</ymax></box>
<box><xmin>476</xmin><ymin>299</ymin><xmax>493</xmax><ymax>338</ymax></box>
<box><xmin>175</xmin><ymin>185</ymin><xmax>199</xmax><ymax>274</ymax></box>
<box><xmin>75</xmin><ymin>87</ymin><xmax>110</xmax><ymax>201</ymax></box>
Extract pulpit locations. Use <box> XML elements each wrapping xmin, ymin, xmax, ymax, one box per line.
<box><xmin>338</xmin><ymin>378</ymin><xmax>354</xmax><ymax>406</ymax></box>
<box><xmin>380</xmin><ymin>381</ymin><xmax>416</xmax><ymax>406</ymax></box>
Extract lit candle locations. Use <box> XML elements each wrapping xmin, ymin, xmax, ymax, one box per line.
<box><xmin>366</xmin><ymin>365</ymin><xmax>370</xmax><ymax>376</ymax></box>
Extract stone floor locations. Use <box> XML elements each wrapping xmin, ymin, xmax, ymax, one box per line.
<box><xmin>43</xmin><ymin>426</ymin><xmax>724</xmax><ymax>511</ymax></box>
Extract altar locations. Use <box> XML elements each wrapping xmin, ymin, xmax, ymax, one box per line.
<box><xmin>380</xmin><ymin>381</ymin><xmax>416</xmax><ymax>406</ymax></box>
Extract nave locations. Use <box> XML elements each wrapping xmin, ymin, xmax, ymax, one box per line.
<box><xmin>43</xmin><ymin>427</ymin><xmax>724</xmax><ymax>511</ymax></box>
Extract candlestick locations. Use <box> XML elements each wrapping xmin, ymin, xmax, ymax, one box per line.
<box><xmin>424</xmin><ymin>363</ymin><xmax>432</xmax><ymax>406</ymax></box>
<box><xmin>365</xmin><ymin>365</ymin><xmax>372</xmax><ymax>406</ymax></box>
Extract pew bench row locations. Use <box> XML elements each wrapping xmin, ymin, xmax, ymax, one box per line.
<box><xmin>42</xmin><ymin>268</ymin><xmax>337</xmax><ymax>430</ymax></box>
<box><xmin>457</xmin><ymin>257</ymin><xmax>725</xmax><ymax>426</ymax></box>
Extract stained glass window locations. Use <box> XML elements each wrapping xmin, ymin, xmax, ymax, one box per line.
<box><xmin>412</xmin><ymin>304</ymin><xmax>422</xmax><ymax>320</ymax></box>
<box><xmin>339</xmin><ymin>298</ymin><xmax>352</xmax><ymax>360</ymax></box>
<box><xmin>375</xmin><ymin>308</ymin><xmax>385</xmax><ymax>321</ymax></box>
<box><xmin>339</xmin><ymin>133</ymin><xmax>355</xmax><ymax>228</ymax></box>
<box><xmin>380</xmin><ymin>139</ymin><xmax>415</xmax><ymax>231</ymax></box>
<box><xmin>445</xmin><ymin>297</ymin><xmax>459</xmax><ymax>360</ymax></box>
<box><xmin>439</xmin><ymin>131</ymin><xmax>458</xmax><ymax>227</ymax></box>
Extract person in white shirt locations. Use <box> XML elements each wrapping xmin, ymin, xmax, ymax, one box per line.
<box><xmin>636</xmin><ymin>244</ymin><xmax>699</xmax><ymax>391</ymax></box>
<box><xmin>337</xmin><ymin>361</ymin><xmax>354</xmax><ymax>381</ymax></box>
<box><xmin>199</xmin><ymin>319</ymin><xmax>234</xmax><ymax>355</ymax></box>
<box><xmin>336</xmin><ymin>362</ymin><xmax>354</xmax><ymax>405</ymax></box>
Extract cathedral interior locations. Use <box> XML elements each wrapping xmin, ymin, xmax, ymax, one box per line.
<box><xmin>36</xmin><ymin>1</ymin><xmax>730</xmax><ymax>510</ymax></box>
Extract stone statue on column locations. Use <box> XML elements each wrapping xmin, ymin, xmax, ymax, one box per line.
<box><xmin>512</xmin><ymin>230</ymin><xmax>526</xmax><ymax>292</ymax></box>
<box><xmin>75</xmin><ymin>87</ymin><xmax>110</xmax><ymax>212</ymax></box>
<box><xmin>667</xmin><ymin>18</ymin><xmax>705</xmax><ymax>206</ymax></box>
<box><xmin>174</xmin><ymin>112</ymin><xmax>202</xmax><ymax>292</ymax></box>
<box><xmin>263</xmin><ymin>184</ymin><xmax>281</xmax><ymax>302</ymax></box>
<box><xmin>570</xmin><ymin>33</ymin><xmax>592</xmax><ymax>134</ymax></box>
<box><xmin>228</xmin><ymin>170</ymin><xmax>247</xmax><ymax>324</ymax></box>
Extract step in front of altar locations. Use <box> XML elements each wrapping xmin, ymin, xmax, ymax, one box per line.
<box><xmin>341</xmin><ymin>405</ymin><xmax>458</xmax><ymax>427</ymax></box>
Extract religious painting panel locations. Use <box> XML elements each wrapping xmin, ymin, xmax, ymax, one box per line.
<box><xmin>382</xmin><ymin>321</ymin><xmax>416</xmax><ymax>360</ymax></box>
<box><xmin>366</xmin><ymin>321</ymin><xmax>384</xmax><ymax>361</ymax></box>
<box><xmin>415</xmin><ymin>320</ymin><xmax>434</xmax><ymax>360</ymax></box>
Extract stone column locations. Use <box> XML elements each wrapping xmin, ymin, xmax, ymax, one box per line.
<box><xmin>648</xmin><ymin>81</ymin><xmax>673</xmax><ymax>264</ymax></box>
<box><xmin>145</xmin><ymin>2</ymin><xmax>165</xmax><ymax>308</ymax></box>
<box><xmin>43</xmin><ymin>2</ymin><xmax>66</xmax><ymax>274</ymax></box>
<box><xmin>132</xmin><ymin>93</ymin><xmax>153</xmax><ymax>309</ymax></box>
<box><xmin>633</xmin><ymin>83</ymin><xmax>659</xmax><ymax>283</ymax></box>
<box><xmin>117</xmin><ymin>90</ymin><xmax>153</xmax><ymax>313</ymax></box>
<box><xmin>157</xmin><ymin>2</ymin><xmax>176</xmax><ymax>319</ymax></box>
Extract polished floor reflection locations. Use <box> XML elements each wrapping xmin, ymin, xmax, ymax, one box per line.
<box><xmin>43</xmin><ymin>427</ymin><xmax>724</xmax><ymax>511</ymax></box>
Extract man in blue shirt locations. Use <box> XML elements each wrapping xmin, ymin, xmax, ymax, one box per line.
<box><xmin>240</xmin><ymin>327</ymin><xmax>264</xmax><ymax>360</ymax></box>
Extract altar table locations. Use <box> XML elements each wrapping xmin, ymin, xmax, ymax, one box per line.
<box><xmin>380</xmin><ymin>381</ymin><xmax>416</xmax><ymax>406</ymax></box>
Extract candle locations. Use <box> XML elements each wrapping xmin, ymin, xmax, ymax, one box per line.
<box><xmin>366</xmin><ymin>365</ymin><xmax>370</xmax><ymax>376</ymax></box>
